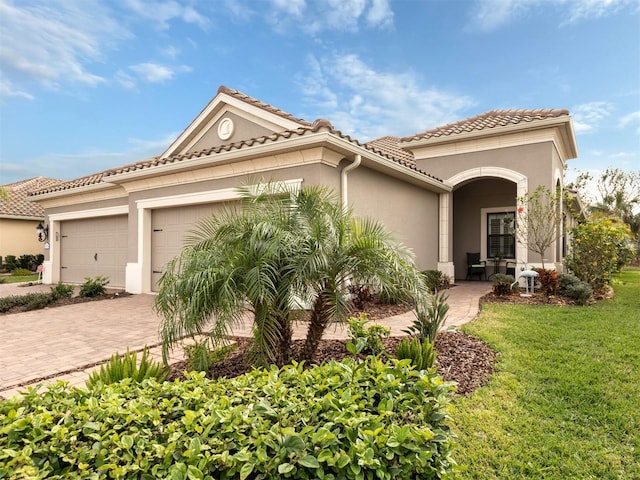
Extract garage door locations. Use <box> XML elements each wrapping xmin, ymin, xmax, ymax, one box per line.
<box><xmin>151</xmin><ymin>203</ymin><xmax>231</xmax><ymax>291</ymax></box>
<box><xmin>60</xmin><ymin>216</ymin><xmax>128</xmax><ymax>287</ymax></box>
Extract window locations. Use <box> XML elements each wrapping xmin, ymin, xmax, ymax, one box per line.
<box><xmin>487</xmin><ymin>212</ymin><xmax>515</xmax><ymax>258</ymax></box>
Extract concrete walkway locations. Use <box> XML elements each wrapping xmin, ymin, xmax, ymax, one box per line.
<box><xmin>0</xmin><ymin>281</ymin><xmax>490</xmax><ymax>399</ymax></box>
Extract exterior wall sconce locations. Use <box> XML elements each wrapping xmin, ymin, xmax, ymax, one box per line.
<box><xmin>36</xmin><ymin>222</ymin><xmax>49</xmax><ymax>242</ymax></box>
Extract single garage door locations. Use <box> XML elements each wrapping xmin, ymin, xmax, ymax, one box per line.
<box><xmin>151</xmin><ymin>203</ymin><xmax>231</xmax><ymax>291</ymax></box>
<box><xmin>60</xmin><ymin>216</ymin><xmax>128</xmax><ymax>287</ymax></box>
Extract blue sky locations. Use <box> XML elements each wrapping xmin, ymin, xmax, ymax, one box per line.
<box><xmin>1</xmin><ymin>0</ymin><xmax>638</xmax><ymax>189</ymax></box>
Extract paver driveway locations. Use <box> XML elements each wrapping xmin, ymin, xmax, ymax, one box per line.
<box><xmin>0</xmin><ymin>281</ymin><xmax>490</xmax><ymax>398</ymax></box>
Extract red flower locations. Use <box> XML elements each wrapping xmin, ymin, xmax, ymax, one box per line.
<box><xmin>517</xmin><ymin>207</ymin><xmax>524</xmax><ymax>214</ymax></box>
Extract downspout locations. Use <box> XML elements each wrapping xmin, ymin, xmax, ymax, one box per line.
<box><xmin>341</xmin><ymin>154</ymin><xmax>361</xmax><ymax>207</ymax></box>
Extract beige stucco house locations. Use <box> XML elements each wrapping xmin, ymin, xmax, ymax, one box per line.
<box><xmin>0</xmin><ymin>177</ymin><xmax>62</xmax><ymax>265</ymax></box>
<box><xmin>30</xmin><ymin>86</ymin><xmax>579</xmax><ymax>292</ymax></box>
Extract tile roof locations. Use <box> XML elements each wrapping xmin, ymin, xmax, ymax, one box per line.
<box><xmin>217</xmin><ymin>86</ymin><xmax>313</xmax><ymax>127</ymax></box>
<box><xmin>365</xmin><ymin>136</ymin><xmax>416</xmax><ymax>168</ymax></box>
<box><xmin>1</xmin><ymin>177</ymin><xmax>64</xmax><ymax>217</ymax></box>
<box><xmin>31</xmin><ymin>119</ymin><xmax>442</xmax><ymax>196</ymax></box>
<box><xmin>401</xmin><ymin>109</ymin><xmax>570</xmax><ymax>143</ymax></box>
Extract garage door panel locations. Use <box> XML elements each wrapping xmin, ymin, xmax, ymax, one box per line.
<box><xmin>151</xmin><ymin>202</ymin><xmax>232</xmax><ymax>291</ymax></box>
<box><xmin>60</xmin><ymin>216</ymin><xmax>127</xmax><ymax>288</ymax></box>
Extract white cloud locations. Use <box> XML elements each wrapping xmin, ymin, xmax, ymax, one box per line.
<box><xmin>130</xmin><ymin>63</ymin><xmax>192</xmax><ymax>83</ymax></box>
<box><xmin>268</xmin><ymin>0</ymin><xmax>393</xmax><ymax>34</ymax></box>
<box><xmin>571</xmin><ymin>101</ymin><xmax>612</xmax><ymax>133</ymax></box>
<box><xmin>0</xmin><ymin>0</ymin><xmax>128</xmax><ymax>98</ymax></box>
<box><xmin>618</xmin><ymin>111</ymin><xmax>640</xmax><ymax>134</ymax></box>
<box><xmin>122</xmin><ymin>0</ymin><xmax>209</xmax><ymax>30</ymax></box>
<box><xmin>470</xmin><ymin>0</ymin><xmax>638</xmax><ymax>32</ymax></box>
<box><xmin>0</xmin><ymin>79</ymin><xmax>34</xmax><ymax>100</ymax></box>
<box><xmin>298</xmin><ymin>54</ymin><xmax>475</xmax><ymax>140</ymax></box>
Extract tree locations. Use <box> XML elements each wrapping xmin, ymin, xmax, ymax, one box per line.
<box><xmin>155</xmin><ymin>182</ymin><xmax>426</xmax><ymax>367</ymax></box>
<box><xmin>564</xmin><ymin>217</ymin><xmax>634</xmax><ymax>288</ymax></box>
<box><xmin>513</xmin><ymin>185</ymin><xmax>564</xmax><ymax>269</ymax></box>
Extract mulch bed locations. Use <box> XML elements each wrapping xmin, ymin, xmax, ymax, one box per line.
<box><xmin>0</xmin><ymin>291</ymin><xmax>130</xmax><ymax>316</ymax></box>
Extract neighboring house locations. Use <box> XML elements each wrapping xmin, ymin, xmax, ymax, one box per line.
<box><xmin>0</xmin><ymin>177</ymin><xmax>63</xmax><ymax>264</ymax></box>
<box><xmin>29</xmin><ymin>86</ymin><xmax>579</xmax><ymax>292</ymax></box>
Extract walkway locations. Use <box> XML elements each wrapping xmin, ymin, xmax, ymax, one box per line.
<box><xmin>0</xmin><ymin>281</ymin><xmax>490</xmax><ymax>399</ymax></box>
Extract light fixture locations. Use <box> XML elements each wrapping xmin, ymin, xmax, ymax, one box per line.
<box><xmin>36</xmin><ymin>222</ymin><xmax>49</xmax><ymax>242</ymax></box>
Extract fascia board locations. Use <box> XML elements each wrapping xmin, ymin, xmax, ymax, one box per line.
<box><xmin>27</xmin><ymin>182</ymin><xmax>123</xmax><ymax>202</ymax></box>
<box><xmin>402</xmin><ymin>116</ymin><xmax>575</xmax><ymax>151</ymax></box>
<box><xmin>0</xmin><ymin>214</ymin><xmax>43</xmax><ymax>221</ymax></box>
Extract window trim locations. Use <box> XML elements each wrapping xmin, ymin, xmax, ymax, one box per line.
<box><xmin>480</xmin><ymin>206</ymin><xmax>516</xmax><ymax>261</ymax></box>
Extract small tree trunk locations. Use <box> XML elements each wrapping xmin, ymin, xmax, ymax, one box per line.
<box><xmin>274</xmin><ymin>310</ymin><xmax>293</xmax><ymax>366</ymax></box>
<box><xmin>299</xmin><ymin>291</ymin><xmax>331</xmax><ymax>362</ymax></box>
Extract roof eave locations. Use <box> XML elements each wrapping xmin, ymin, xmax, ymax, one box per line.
<box><xmin>106</xmin><ymin>131</ymin><xmax>450</xmax><ymax>193</ymax></box>
<box><xmin>401</xmin><ymin>115</ymin><xmax>578</xmax><ymax>159</ymax></box>
<box><xmin>28</xmin><ymin>182</ymin><xmax>119</xmax><ymax>201</ymax></box>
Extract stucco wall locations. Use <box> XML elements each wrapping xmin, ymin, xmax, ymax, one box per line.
<box><xmin>416</xmin><ymin>142</ymin><xmax>556</xmax><ymax>191</ymax></box>
<box><xmin>0</xmin><ymin>218</ymin><xmax>44</xmax><ymax>261</ymax></box>
<box><xmin>347</xmin><ymin>165</ymin><xmax>439</xmax><ymax>271</ymax></box>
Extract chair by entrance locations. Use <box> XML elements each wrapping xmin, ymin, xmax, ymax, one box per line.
<box><xmin>466</xmin><ymin>252</ymin><xmax>487</xmax><ymax>280</ymax></box>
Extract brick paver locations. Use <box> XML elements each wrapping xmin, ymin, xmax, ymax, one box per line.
<box><xmin>0</xmin><ymin>281</ymin><xmax>490</xmax><ymax>399</ymax></box>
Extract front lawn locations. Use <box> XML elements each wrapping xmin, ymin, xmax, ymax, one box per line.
<box><xmin>452</xmin><ymin>269</ymin><xmax>640</xmax><ymax>479</ymax></box>
<box><xmin>0</xmin><ymin>275</ymin><xmax>38</xmax><ymax>284</ymax></box>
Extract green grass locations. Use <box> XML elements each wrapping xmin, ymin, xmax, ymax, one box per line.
<box><xmin>452</xmin><ymin>269</ymin><xmax>640</xmax><ymax>479</ymax></box>
<box><xmin>0</xmin><ymin>274</ymin><xmax>38</xmax><ymax>284</ymax></box>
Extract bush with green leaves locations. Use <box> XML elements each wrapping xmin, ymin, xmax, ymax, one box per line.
<box><xmin>492</xmin><ymin>273</ymin><xmax>515</xmax><ymax>296</ymax></box>
<box><xmin>405</xmin><ymin>291</ymin><xmax>449</xmax><ymax>343</ymax></box>
<box><xmin>557</xmin><ymin>273</ymin><xmax>592</xmax><ymax>305</ymax></box>
<box><xmin>564</xmin><ymin>217</ymin><xmax>633</xmax><ymax>289</ymax></box>
<box><xmin>0</xmin><ymin>292</ymin><xmax>54</xmax><ymax>313</ymax></box>
<box><xmin>79</xmin><ymin>275</ymin><xmax>109</xmax><ymax>297</ymax></box>
<box><xmin>2</xmin><ymin>255</ymin><xmax>17</xmax><ymax>271</ymax></box>
<box><xmin>85</xmin><ymin>347</ymin><xmax>169</xmax><ymax>389</ymax></box>
<box><xmin>49</xmin><ymin>282</ymin><xmax>74</xmax><ymax>300</ymax></box>
<box><xmin>183</xmin><ymin>340</ymin><xmax>236</xmax><ymax>372</ymax></box>
<box><xmin>396</xmin><ymin>337</ymin><xmax>436</xmax><ymax>370</ymax></box>
<box><xmin>421</xmin><ymin>270</ymin><xmax>451</xmax><ymax>293</ymax></box>
<box><xmin>10</xmin><ymin>267</ymin><xmax>32</xmax><ymax>276</ymax></box>
<box><xmin>17</xmin><ymin>254</ymin><xmax>43</xmax><ymax>272</ymax></box>
<box><xmin>1</xmin><ymin>358</ymin><xmax>456</xmax><ymax>479</ymax></box>
<box><xmin>346</xmin><ymin>313</ymin><xmax>390</xmax><ymax>355</ymax></box>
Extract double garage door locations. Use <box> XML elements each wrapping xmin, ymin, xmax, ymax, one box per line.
<box><xmin>60</xmin><ymin>216</ymin><xmax>128</xmax><ymax>288</ymax></box>
<box><xmin>151</xmin><ymin>203</ymin><xmax>230</xmax><ymax>291</ymax></box>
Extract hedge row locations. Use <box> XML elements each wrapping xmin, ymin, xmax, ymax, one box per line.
<box><xmin>0</xmin><ymin>357</ymin><xmax>456</xmax><ymax>479</ymax></box>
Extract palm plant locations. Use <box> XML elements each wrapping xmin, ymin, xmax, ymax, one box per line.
<box><xmin>155</xmin><ymin>181</ymin><xmax>426</xmax><ymax>368</ymax></box>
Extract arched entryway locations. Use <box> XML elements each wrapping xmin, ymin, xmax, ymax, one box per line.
<box><xmin>447</xmin><ymin>167</ymin><xmax>528</xmax><ymax>281</ymax></box>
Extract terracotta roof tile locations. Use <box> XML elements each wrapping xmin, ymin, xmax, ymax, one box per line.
<box><xmin>401</xmin><ymin>109</ymin><xmax>570</xmax><ymax>142</ymax></box>
<box><xmin>365</xmin><ymin>136</ymin><xmax>416</xmax><ymax>168</ymax></box>
<box><xmin>1</xmin><ymin>177</ymin><xmax>64</xmax><ymax>217</ymax></box>
<box><xmin>31</xmin><ymin>119</ymin><xmax>442</xmax><ymax>196</ymax></box>
<box><xmin>217</xmin><ymin>85</ymin><xmax>313</xmax><ymax>127</ymax></box>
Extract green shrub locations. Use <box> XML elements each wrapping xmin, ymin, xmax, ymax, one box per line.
<box><xmin>564</xmin><ymin>218</ymin><xmax>632</xmax><ymax>288</ymax></box>
<box><xmin>558</xmin><ymin>273</ymin><xmax>581</xmax><ymax>292</ymax></box>
<box><xmin>85</xmin><ymin>347</ymin><xmax>169</xmax><ymax>389</ymax></box>
<box><xmin>10</xmin><ymin>268</ymin><xmax>32</xmax><ymax>276</ymax></box>
<box><xmin>184</xmin><ymin>340</ymin><xmax>236</xmax><ymax>372</ymax></box>
<box><xmin>346</xmin><ymin>313</ymin><xmax>390</xmax><ymax>355</ymax></box>
<box><xmin>405</xmin><ymin>291</ymin><xmax>449</xmax><ymax>343</ymax></box>
<box><xmin>1</xmin><ymin>358</ymin><xmax>456</xmax><ymax>479</ymax></box>
<box><xmin>0</xmin><ymin>292</ymin><xmax>54</xmax><ymax>313</ymax></box>
<box><xmin>422</xmin><ymin>269</ymin><xmax>451</xmax><ymax>293</ymax></box>
<box><xmin>564</xmin><ymin>282</ymin><xmax>593</xmax><ymax>305</ymax></box>
<box><xmin>396</xmin><ymin>337</ymin><xmax>436</xmax><ymax>370</ymax></box>
<box><xmin>492</xmin><ymin>273</ymin><xmax>515</xmax><ymax>296</ymax></box>
<box><xmin>79</xmin><ymin>275</ymin><xmax>109</xmax><ymax>297</ymax></box>
<box><xmin>22</xmin><ymin>293</ymin><xmax>52</xmax><ymax>311</ymax></box>
<box><xmin>3</xmin><ymin>255</ymin><xmax>17</xmax><ymax>271</ymax></box>
<box><xmin>17</xmin><ymin>254</ymin><xmax>39</xmax><ymax>271</ymax></box>
<box><xmin>50</xmin><ymin>282</ymin><xmax>74</xmax><ymax>300</ymax></box>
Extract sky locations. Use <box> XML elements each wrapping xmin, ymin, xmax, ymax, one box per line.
<box><xmin>0</xmin><ymin>0</ymin><xmax>639</xmax><ymax>190</ymax></box>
